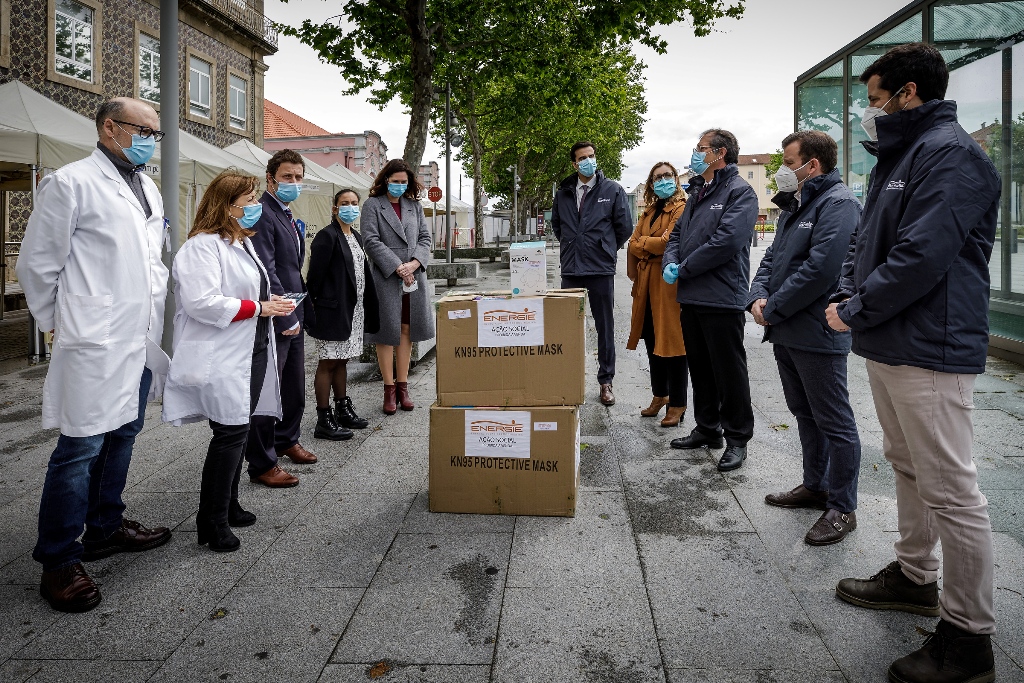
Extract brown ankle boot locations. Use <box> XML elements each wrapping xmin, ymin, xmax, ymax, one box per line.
<box><xmin>641</xmin><ymin>396</ymin><xmax>669</xmax><ymax>417</ymax></box>
<box><xmin>661</xmin><ymin>406</ymin><xmax>685</xmax><ymax>427</ymax></box>
<box><xmin>383</xmin><ymin>384</ymin><xmax>397</xmax><ymax>415</ymax></box>
<box><xmin>395</xmin><ymin>381</ymin><xmax>415</xmax><ymax>411</ymax></box>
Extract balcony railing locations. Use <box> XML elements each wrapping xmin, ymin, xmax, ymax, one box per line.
<box><xmin>187</xmin><ymin>0</ymin><xmax>279</xmax><ymax>52</ymax></box>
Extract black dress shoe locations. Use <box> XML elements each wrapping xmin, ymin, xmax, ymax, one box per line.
<box><xmin>888</xmin><ymin>619</ymin><xmax>994</xmax><ymax>683</ymax></box>
<box><xmin>836</xmin><ymin>560</ymin><xmax>940</xmax><ymax>616</ymax></box>
<box><xmin>717</xmin><ymin>445</ymin><xmax>747</xmax><ymax>471</ymax></box>
<box><xmin>670</xmin><ymin>429</ymin><xmax>725</xmax><ymax>450</ymax></box>
<box><xmin>81</xmin><ymin>519</ymin><xmax>172</xmax><ymax>561</ymax></box>
<box><xmin>228</xmin><ymin>500</ymin><xmax>257</xmax><ymax>527</ymax></box>
<box><xmin>805</xmin><ymin>509</ymin><xmax>856</xmax><ymax>545</ymax></box>
<box><xmin>765</xmin><ymin>484</ymin><xmax>829</xmax><ymax>510</ymax></box>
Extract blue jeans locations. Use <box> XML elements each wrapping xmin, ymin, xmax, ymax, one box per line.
<box><xmin>773</xmin><ymin>346</ymin><xmax>860</xmax><ymax>513</ymax></box>
<box><xmin>33</xmin><ymin>369</ymin><xmax>152</xmax><ymax>571</ymax></box>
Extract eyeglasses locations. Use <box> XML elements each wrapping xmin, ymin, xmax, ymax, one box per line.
<box><xmin>653</xmin><ymin>173</ymin><xmax>675</xmax><ymax>181</ymax></box>
<box><xmin>694</xmin><ymin>145</ymin><xmax>716</xmax><ymax>152</ymax></box>
<box><xmin>113</xmin><ymin>120</ymin><xmax>165</xmax><ymax>142</ymax></box>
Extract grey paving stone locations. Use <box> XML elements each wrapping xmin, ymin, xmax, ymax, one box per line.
<box><xmin>150</xmin><ymin>585</ymin><xmax>362</xmax><ymax>683</ymax></box>
<box><xmin>491</xmin><ymin>585</ymin><xmax>664</xmax><ymax>683</ymax></box>
<box><xmin>666</xmin><ymin>670</ymin><xmax>846</xmax><ymax>683</ymax></box>
<box><xmin>237</xmin><ymin>492</ymin><xmax>413</xmax><ymax>588</ymax></box>
<box><xmin>578</xmin><ymin>439</ymin><xmax>622</xmax><ymax>491</ymax></box>
<box><xmin>0</xmin><ymin>583</ymin><xmax>63</xmax><ymax>660</ymax></box>
<box><xmin>508</xmin><ymin>491</ymin><xmax>641</xmax><ymax>589</ymax></box>
<box><xmin>973</xmin><ymin>408</ymin><xmax>1024</xmax><ymax>457</ymax></box>
<box><xmin>988</xmin><ymin>489</ymin><xmax>1024</xmax><ymax>545</ymax></box>
<box><xmin>319</xmin><ymin>664</ymin><xmax>492</xmax><ymax>682</ymax></box>
<box><xmin>0</xmin><ymin>494</ymin><xmax>39</xmax><ymax>571</ymax></box>
<box><xmin>0</xmin><ymin>659</ymin><xmax>160</xmax><ymax>683</ymax></box>
<box><xmin>993</xmin><ymin>532</ymin><xmax>1024</xmax><ymax>669</ymax></box>
<box><xmin>621</xmin><ymin>458</ymin><xmax>754</xmax><ymax>537</ymax></box>
<box><xmin>639</xmin><ymin>533</ymin><xmax>833</xmax><ymax>670</ymax></box>
<box><xmin>323</xmin><ymin>435</ymin><xmax>428</xmax><ymax>495</ymax></box>
<box><xmin>374</xmin><ymin>404</ymin><xmax>430</xmax><ymax>438</ymax></box>
<box><xmin>331</xmin><ymin>532</ymin><xmax>511</xmax><ymax>665</ymax></box>
<box><xmin>399</xmin><ymin>491</ymin><xmax>516</xmax><ymax>535</ymax></box>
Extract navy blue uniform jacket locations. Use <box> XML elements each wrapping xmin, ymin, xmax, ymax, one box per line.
<box><xmin>551</xmin><ymin>170</ymin><xmax>633</xmax><ymax>277</ymax></box>
<box><xmin>251</xmin><ymin>191</ymin><xmax>307</xmax><ymax>334</ymax></box>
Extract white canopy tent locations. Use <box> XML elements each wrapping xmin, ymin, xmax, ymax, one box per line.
<box><xmin>422</xmin><ymin>195</ymin><xmax>474</xmax><ymax>248</ymax></box>
<box><xmin>325</xmin><ymin>162</ymin><xmax>373</xmax><ymax>192</ymax></box>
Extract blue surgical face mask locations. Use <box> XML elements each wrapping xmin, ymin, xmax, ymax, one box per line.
<box><xmin>274</xmin><ymin>182</ymin><xmax>302</xmax><ymax>203</ymax></box>
<box><xmin>576</xmin><ymin>157</ymin><xmax>597</xmax><ymax>177</ymax></box>
<box><xmin>114</xmin><ymin>127</ymin><xmax>156</xmax><ymax>166</ymax></box>
<box><xmin>690</xmin><ymin>149</ymin><xmax>710</xmax><ymax>175</ymax></box>
<box><xmin>388</xmin><ymin>182</ymin><xmax>408</xmax><ymax>198</ymax></box>
<box><xmin>234</xmin><ymin>203</ymin><xmax>263</xmax><ymax>229</ymax></box>
<box><xmin>337</xmin><ymin>205</ymin><xmax>360</xmax><ymax>224</ymax></box>
<box><xmin>653</xmin><ymin>178</ymin><xmax>677</xmax><ymax>199</ymax></box>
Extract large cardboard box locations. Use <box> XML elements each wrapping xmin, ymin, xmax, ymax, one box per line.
<box><xmin>435</xmin><ymin>290</ymin><xmax>586</xmax><ymax>407</ymax></box>
<box><xmin>429</xmin><ymin>404</ymin><xmax>580</xmax><ymax>516</ymax></box>
<box><xmin>509</xmin><ymin>241</ymin><xmax>547</xmax><ymax>296</ymax></box>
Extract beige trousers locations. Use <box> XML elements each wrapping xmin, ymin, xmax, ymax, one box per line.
<box><xmin>866</xmin><ymin>360</ymin><xmax>995</xmax><ymax>634</ymax></box>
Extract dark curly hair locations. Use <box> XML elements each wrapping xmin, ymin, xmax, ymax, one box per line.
<box><xmin>369</xmin><ymin>159</ymin><xmax>422</xmax><ymax>200</ymax></box>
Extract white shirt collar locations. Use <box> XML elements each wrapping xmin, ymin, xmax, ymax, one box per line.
<box><xmin>576</xmin><ymin>175</ymin><xmax>597</xmax><ymax>191</ymax></box>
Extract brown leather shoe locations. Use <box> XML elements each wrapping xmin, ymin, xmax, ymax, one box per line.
<box><xmin>279</xmin><ymin>443</ymin><xmax>318</xmax><ymax>464</ymax></box>
<box><xmin>600</xmin><ymin>383</ymin><xmax>615</xmax><ymax>406</ymax></box>
<box><xmin>641</xmin><ymin>396</ymin><xmax>668</xmax><ymax>417</ymax></box>
<box><xmin>395</xmin><ymin>381</ymin><xmax>415</xmax><ymax>411</ymax></box>
<box><xmin>40</xmin><ymin>563</ymin><xmax>101</xmax><ymax>613</ymax></box>
<box><xmin>250</xmin><ymin>465</ymin><xmax>299</xmax><ymax>488</ymax></box>
<box><xmin>661</xmin><ymin>406</ymin><xmax>686</xmax><ymax>427</ymax></box>
<box><xmin>383</xmin><ymin>384</ymin><xmax>397</xmax><ymax>415</ymax></box>
<box><xmin>81</xmin><ymin>518</ymin><xmax>172</xmax><ymax>561</ymax></box>
<box><xmin>764</xmin><ymin>484</ymin><xmax>829</xmax><ymax>510</ymax></box>
<box><xmin>805</xmin><ymin>509</ymin><xmax>856</xmax><ymax>546</ymax></box>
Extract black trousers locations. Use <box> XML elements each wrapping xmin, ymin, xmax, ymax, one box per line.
<box><xmin>561</xmin><ymin>274</ymin><xmax>615</xmax><ymax>384</ymax></box>
<box><xmin>246</xmin><ymin>331</ymin><xmax>305</xmax><ymax>476</ymax></box>
<box><xmin>200</xmin><ymin>343</ymin><xmax>268</xmax><ymax>527</ymax></box>
<box><xmin>678</xmin><ymin>304</ymin><xmax>754</xmax><ymax>447</ymax></box>
<box><xmin>641</xmin><ymin>296</ymin><xmax>688</xmax><ymax>407</ymax></box>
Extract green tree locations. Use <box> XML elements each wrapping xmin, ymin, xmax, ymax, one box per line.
<box><xmin>764</xmin><ymin>148</ymin><xmax>783</xmax><ymax>193</ymax></box>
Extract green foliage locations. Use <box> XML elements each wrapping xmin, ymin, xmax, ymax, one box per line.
<box><xmin>764</xmin><ymin>148</ymin><xmax>783</xmax><ymax>193</ymax></box>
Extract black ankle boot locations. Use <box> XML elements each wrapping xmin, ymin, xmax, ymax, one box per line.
<box><xmin>888</xmin><ymin>619</ymin><xmax>995</xmax><ymax>683</ymax></box>
<box><xmin>196</xmin><ymin>519</ymin><xmax>240</xmax><ymax>553</ymax></box>
<box><xmin>336</xmin><ymin>397</ymin><xmax>369</xmax><ymax>429</ymax></box>
<box><xmin>228</xmin><ymin>499</ymin><xmax>256</xmax><ymax>527</ymax></box>
<box><xmin>314</xmin><ymin>406</ymin><xmax>353</xmax><ymax>441</ymax></box>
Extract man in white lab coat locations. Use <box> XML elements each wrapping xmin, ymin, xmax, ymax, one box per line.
<box><xmin>17</xmin><ymin>98</ymin><xmax>173</xmax><ymax>613</ymax></box>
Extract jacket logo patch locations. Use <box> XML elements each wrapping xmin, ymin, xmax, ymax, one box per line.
<box><xmin>798</xmin><ymin>221</ymin><xmax>814</xmax><ymax>229</ymax></box>
<box><xmin>886</xmin><ymin>180</ymin><xmax>905</xmax><ymax>190</ymax></box>
<box><xmin>597</xmin><ymin>198</ymin><xmax>610</xmax><ymax>203</ymax></box>
<box><xmin>710</xmin><ymin>203</ymin><xmax>724</xmax><ymax>210</ymax></box>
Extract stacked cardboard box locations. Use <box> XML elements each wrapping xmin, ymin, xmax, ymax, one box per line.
<box><xmin>429</xmin><ymin>289</ymin><xmax>587</xmax><ymax>517</ymax></box>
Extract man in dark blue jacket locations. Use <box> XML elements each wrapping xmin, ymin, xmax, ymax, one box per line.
<box><xmin>748</xmin><ymin>131</ymin><xmax>861</xmax><ymax>546</ymax></box>
<box><xmin>551</xmin><ymin>141</ymin><xmax>633</xmax><ymax>406</ymax></box>
<box><xmin>825</xmin><ymin>44</ymin><xmax>1000</xmax><ymax>683</ymax></box>
<box><xmin>663</xmin><ymin>129</ymin><xmax>757</xmax><ymax>471</ymax></box>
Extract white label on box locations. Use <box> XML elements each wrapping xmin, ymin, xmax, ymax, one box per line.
<box><xmin>476</xmin><ymin>300</ymin><xmax>544</xmax><ymax>347</ymax></box>
<box><xmin>534</xmin><ymin>422</ymin><xmax>557</xmax><ymax>431</ymax></box>
<box><xmin>447</xmin><ymin>308</ymin><xmax>472</xmax><ymax>320</ymax></box>
<box><xmin>465</xmin><ymin>410</ymin><xmax>531</xmax><ymax>458</ymax></box>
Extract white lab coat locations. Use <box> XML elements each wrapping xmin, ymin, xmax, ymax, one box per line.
<box><xmin>162</xmin><ymin>232</ymin><xmax>282</xmax><ymax>426</ymax></box>
<box><xmin>16</xmin><ymin>148</ymin><xmax>169</xmax><ymax>438</ymax></box>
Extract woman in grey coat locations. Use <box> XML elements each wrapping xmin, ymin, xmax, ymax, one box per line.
<box><xmin>360</xmin><ymin>159</ymin><xmax>434</xmax><ymax>414</ymax></box>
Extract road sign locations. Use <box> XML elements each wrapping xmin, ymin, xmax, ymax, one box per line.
<box><xmin>537</xmin><ymin>214</ymin><xmax>545</xmax><ymax>236</ymax></box>
<box><xmin>428</xmin><ymin>186</ymin><xmax>443</xmax><ymax>202</ymax></box>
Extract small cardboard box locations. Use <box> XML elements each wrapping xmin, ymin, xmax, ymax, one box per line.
<box><xmin>435</xmin><ymin>289</ymin><xmax>586</xmax><ymax>407</ymax></box>
<box><xmin>429</xmin><ymin>404</ymin><xmax>580</xmax><ymax>516</ymax></box>
<box><xmin>509</xmin><ymin>241</ymin><xmax>547</xmax><ymax>296</ymax></box>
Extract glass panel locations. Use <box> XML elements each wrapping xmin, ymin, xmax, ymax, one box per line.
<box><xmin>797</xmin><ymin>60</ymin><xmax>845</xmax><ymax>186</ymax></box>
<box><xmin>229</xmin><ymin>75</ymin><xmax>246</xmax><ymax>126</ymax></box>
<box><xmin>847</xmin><ymin>13</ymin><xmax>924</xmax><ymax>200</ymax></box>
<box><xmin>74</xmin><ymin>21</ymin><xmax>91</xmax><ymax>65</ymax></box>
<box><xmin>191</xmin><ymin>57</ymin><xmax>210</xmax><ymax>76</ymax></box>
<box><xmin>189</xmin><ymin>58</ymin><xmax>211</xmax><ymax>117</ymax></box>
<box><xmin>56</xmin><ymin>0</ymin><xmax>91</xmax><ymax>23</ymax></box>
<box><xmin>54</xmin><ymin>13</ymin><xmax>73</xmax><ymax>61</ymax></box>
<box><xmin>54</xmin><ymin>1</ymin><xmax>93</xmax><ymax>82</ymax></box>
<box><xmin>139</xmin><ymin>34</ymin><xmax>160</xmax><ymax>103</ymax></box>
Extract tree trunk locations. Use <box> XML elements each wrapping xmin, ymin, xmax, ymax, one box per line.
<box><xmin>401</xmin><ymin>0</ymin><xmax>433</xmax><ymax>169</ymax></box>
<box><xmin>465</xmin><ymin>116</ymin><xmax>486</xmax><ymax>246</ymax></box>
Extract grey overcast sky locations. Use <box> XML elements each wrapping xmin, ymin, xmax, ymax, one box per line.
<box><xmin>263</xmin><ymin>0</ymin><xmax>904</xmax><ymax>194</ymax></box>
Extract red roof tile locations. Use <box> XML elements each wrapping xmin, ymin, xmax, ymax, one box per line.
<box><xmin>264</xmin><ymin>100</ymin><xmax>332</xmax><ymax>138</ymax></box>
<box><xmin>737</xmin><ymin>154</ymin><xmax>773</xmax><ymax>165</ymax></box>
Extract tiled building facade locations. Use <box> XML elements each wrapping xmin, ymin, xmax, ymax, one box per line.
<box><xmin>0</xmin><ymin>0</ymin><xmax>278</xmax><ymax>280</ymax></box>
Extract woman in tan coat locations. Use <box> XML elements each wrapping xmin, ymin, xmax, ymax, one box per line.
<box><xmin>627</xmin><ymin>161</ymin><xmax>688</xmax><ymax>426</ymax></box>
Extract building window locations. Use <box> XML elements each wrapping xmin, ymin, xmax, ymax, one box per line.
<box><xmin>747</xmin><ymin>171</ymin><xmax>753</xmax><ymax>179</ymax></box>
<box><xmin>229</xmin><ymin>74</ymin><xmax>247</xmax><ymax>128</ymax></box>
<box><xmin>54</xmin><ymin>0</ymin><xmax>94</xmax><ymax>82</ymax></box>
<box><xmin>189</xmin><ymin>56</ymin><xmax>212</xmax><ymax>119</ymax></box>
<box><xmin>139</xmin><ymin>33</ymin><xmax>160</xmax><ymax>104</ymax></box>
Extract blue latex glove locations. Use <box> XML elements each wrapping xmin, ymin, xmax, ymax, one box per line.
<box><xmin>663</xmin><ymin>263</ymin><xmax>679</xmax><ymax>285</ymax></box>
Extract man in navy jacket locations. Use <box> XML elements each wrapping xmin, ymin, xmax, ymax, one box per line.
<box><xmin>663</xmin><ymin>129</ymin><xmax>757</xmax><ymax>471</ymax></box>
<box><xmin>551</xmin><ymin>141</ymin><xmax>632</xmax><ymax>406</ymax></box>
<box><xmin>748</xmin><ymin>131</ymin><xmax>861</xmax><ymax>546</ymax></box>
<box><xmin>826</xmin><ymin>44</ymin><xmax>1000</xmax><ymax>683</ymax></box>
<box><xmin>245</xmin><ymin>149</ymin><xmax>318</xmax><ymax>488</ymax></box>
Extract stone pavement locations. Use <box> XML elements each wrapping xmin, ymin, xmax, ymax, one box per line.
<box><xmin>1</xmin><ymin>243</ymin><xmax>1023</xmax><ymax>683</ymax></box>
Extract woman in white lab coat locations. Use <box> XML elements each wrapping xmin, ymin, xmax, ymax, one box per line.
<box><xmin>163</xmin><ymin>170</ymin><xmax>295</xmax><ymax>552</ymax></box>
